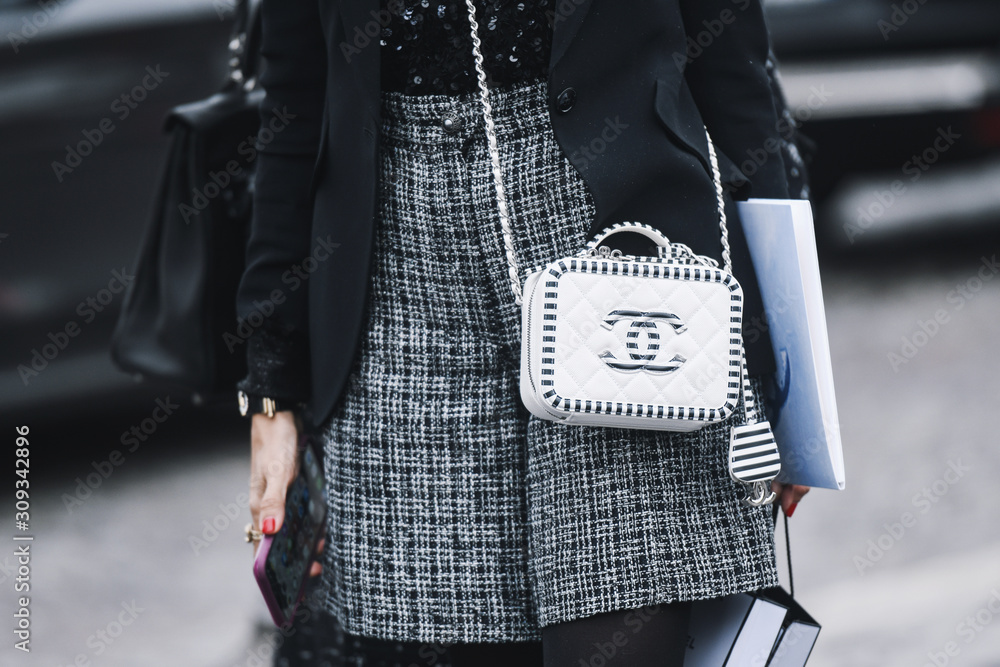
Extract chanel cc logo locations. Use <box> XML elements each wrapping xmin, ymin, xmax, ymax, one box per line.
<box><xmin>599</xmin><ymin>310</ymin><xmax>687</xmax><ymax>373</ymax></box>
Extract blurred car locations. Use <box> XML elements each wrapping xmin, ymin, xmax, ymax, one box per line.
<box><xmin>764</xmin><ymin>0</ymin><xmax>1000</xmax><ymax>248</ymax></box>
<box><xmin>0</xmin><ymin>0</ymin><xmax>232</xmax><ymax>419</ymax></box>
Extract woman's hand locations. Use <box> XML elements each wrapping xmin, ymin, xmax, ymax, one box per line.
<box><xmin>249</xmin><ymin>411</ymin><xmax>323</xmax><ymax>576</ymax></box>
<box><xmin>770</xmin><ymin>481</ymin><xmax>810</xmax><ymax>518</ymax></box>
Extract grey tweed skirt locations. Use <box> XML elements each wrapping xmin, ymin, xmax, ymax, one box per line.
<box><xmin>316</xmin><ymin>77</ymin><xmax>779</xmax><ymax>644</ymax></box>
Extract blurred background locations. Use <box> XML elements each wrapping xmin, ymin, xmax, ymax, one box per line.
<box><xmin>1</xmin><ymin>0</ymin><xmax>999</xmax><ymax>664</ymax></box>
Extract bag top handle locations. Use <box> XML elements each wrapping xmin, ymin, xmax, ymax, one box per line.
<box><xmin>585</xmin><ymin>221</ymin><xmax>673</xmax><ymax>253</ymax></box>
<box><xmin>583</xmin><ymin>220</ymin><xmax>726</xmax><ymax>268</ymax></box>
<box><xmin>772</xmin><ymin>503</ymin><xmax>794</xmax><ymax>598</ymax></box>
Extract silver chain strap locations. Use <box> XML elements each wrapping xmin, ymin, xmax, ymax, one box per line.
<box><xmin>463</xmin><ymin>0</ymin><xmax>732</xmax><ymax>306</ymax></box>
<box><xmin>465</xmin><ymin>0</ymin><xmax>523</xmax><ymax>305</ymax></box>
<box><xmin>706</xmin><ymin>134</ymin><xmax>733</xmax><ymax>275</ymax></box>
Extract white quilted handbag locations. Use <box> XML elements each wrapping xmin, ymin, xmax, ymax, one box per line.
<box><xmin>519</xmin><ymin>220</ymin><xmax>743</xmax><ymax>432</ymax></box>
<box><xmin>463</xmin><ymin>1</ymin><xmax>780</xmax><ymax>505</ymax></box>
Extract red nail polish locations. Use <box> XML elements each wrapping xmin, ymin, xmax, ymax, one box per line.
<box><xmin>786</xmin><ymin>503</ymin><xmax>798</xmax><ymax>518</ymax></box>
<box><xmin>262</xmin><ymin>517</ymin><xmax>276</xmax><ymax>534</ymax></box>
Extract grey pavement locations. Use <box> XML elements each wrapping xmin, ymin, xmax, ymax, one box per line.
<box><xmin>6</xmin><ymin>442</ymin><xmax>271</xmax><ymax>666</ymax></box>
<box><xmin>788</xmin><ymin>249</ymin><xmax>1000</xmax><ymax>667</ymax></box>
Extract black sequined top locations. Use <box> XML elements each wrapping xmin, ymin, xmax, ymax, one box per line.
<box><xmin>380</xmin><ymin>0</ymin><xmax>554</xmax><ymax>95</ymax></box>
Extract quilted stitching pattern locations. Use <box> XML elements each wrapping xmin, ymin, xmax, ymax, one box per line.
<box><xmin>524</xmin><ymin>256</ymin><xmax>743</xmax><ymax>427</ymax></box>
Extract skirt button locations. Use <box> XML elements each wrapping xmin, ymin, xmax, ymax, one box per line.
<box><xmin>442</xmin><ymin>114</ymin><xmax>463</xmax><ymax>133</ymax></box>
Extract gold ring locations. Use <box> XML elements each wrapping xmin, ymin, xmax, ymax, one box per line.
<box><xmin>245</xmin><ymin>522</ymin><xmax>263</xmax><ymax>544</ymax></box>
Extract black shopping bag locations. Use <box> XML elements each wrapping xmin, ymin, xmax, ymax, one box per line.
<box><xmin>685</xmin><ymin>510</ymin><xmax>821</xmax><ymax>666</ymax></box>
<box><xmin>686</xmin><ymin>589</ymin><xmax>788</xmax><ymax>666</ymax></box>
<box><xmin>760</xmin><ymin>586</ymin><xmax>820</xmax><ymax>667</ymax></box>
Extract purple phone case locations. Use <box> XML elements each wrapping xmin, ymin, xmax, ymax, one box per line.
<box><xmin>252</xmin><ymin>439</ymin><xmax>326</xmax><ymax>628</ymax></box>
<box><xmin>253</xmin><ymin>535</ymin><xmax>289</xmax><ymax>626</ymax></box>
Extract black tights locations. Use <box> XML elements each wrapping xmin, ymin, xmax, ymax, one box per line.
<box><xmin>448</xmin><ymin>600</ymin><xmax>692</xmax><ymax>667</ymax></box>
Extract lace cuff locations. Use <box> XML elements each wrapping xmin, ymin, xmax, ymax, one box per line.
<box><xmin>235</xmin><ymin>324</ymin><xmax>310</xmax><ymax>405</ymax></box>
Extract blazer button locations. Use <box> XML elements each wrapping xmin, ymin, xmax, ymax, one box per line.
<box><xmin>555</xmin><ymin>87</ymin><xmax>577</xmax><ymax>113</ymax></box>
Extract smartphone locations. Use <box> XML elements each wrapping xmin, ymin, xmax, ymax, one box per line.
<box><xmin>253</xmin><ymin>435</ymin><xmax>327</xmax><ymax>627</ymax></box>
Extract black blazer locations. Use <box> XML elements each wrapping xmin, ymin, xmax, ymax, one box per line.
<box><xmin>236</xmin><ymin>0</ymin><xmax>790</xmax><ymax>429</ymax></box>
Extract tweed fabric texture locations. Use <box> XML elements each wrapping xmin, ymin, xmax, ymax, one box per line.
<box><xmin>316</xmin><ymin>77</ymin><xmax>778</xmax><ymax>644</ymax></box>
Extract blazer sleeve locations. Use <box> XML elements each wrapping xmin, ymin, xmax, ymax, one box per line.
<box><xmin>234</xmin><ymin>0</ymin><xmax>327</xmax><ymax>404</ymax></box>
<box><xmin>766</xmin><ymin>46</ymin><xmax>813</xmax><ymax>201</ymax></box>
<box><xmin>678</xmin><ymin>0</ymin><xmax>789</xmax><ymax>200</ymax></box>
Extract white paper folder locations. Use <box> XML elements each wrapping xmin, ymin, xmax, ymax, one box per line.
<box><xmin>737</xmin><ymin>199</ymin><xmax>846</xmax><ymax>491</ymax></box>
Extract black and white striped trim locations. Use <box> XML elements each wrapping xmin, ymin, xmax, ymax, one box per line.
<box><xmin>581</xmin><ymin>221</ymin><xmax>722</xmax><ymax>268</ymax></box>
<box><xmin>536</xmin><ymin>254</ymin><xmax>744</xmax><ymax>424</ymax></box>
<box><xmin>583</xmin><ymin>221</ymin><xmax>670</xmax><ymax>255</ymax></box>
<box><xmin>728</xmin><ymin>422</ymin><xmax>781</xmax><ymax>483</ymax></box>
<box><xmin>726</xmin><ymin>348</ymin><xmax>780</xmax><ymax>490</ymax></box>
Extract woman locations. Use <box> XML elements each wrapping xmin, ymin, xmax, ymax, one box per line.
<box><xmin>238</xmin><ymin>0</ymin><xmax>811</xmax><ymax>664</ymax></box>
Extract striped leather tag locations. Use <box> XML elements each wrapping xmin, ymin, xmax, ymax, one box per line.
<box><xmin>728</xmin><ymin>420</ymin><xmax>781</xmax><ymax>485</ymax></box>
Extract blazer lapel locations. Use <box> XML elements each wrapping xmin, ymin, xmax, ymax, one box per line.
<box><xmin>336</xmin><ymin>0</ymin><xmax>382</xmax><ymax>108</ymax></box>
<box><xmin>548</xmin><ymin>0</ymin><xmax>593</xmax><ymax>71</ymax></box>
